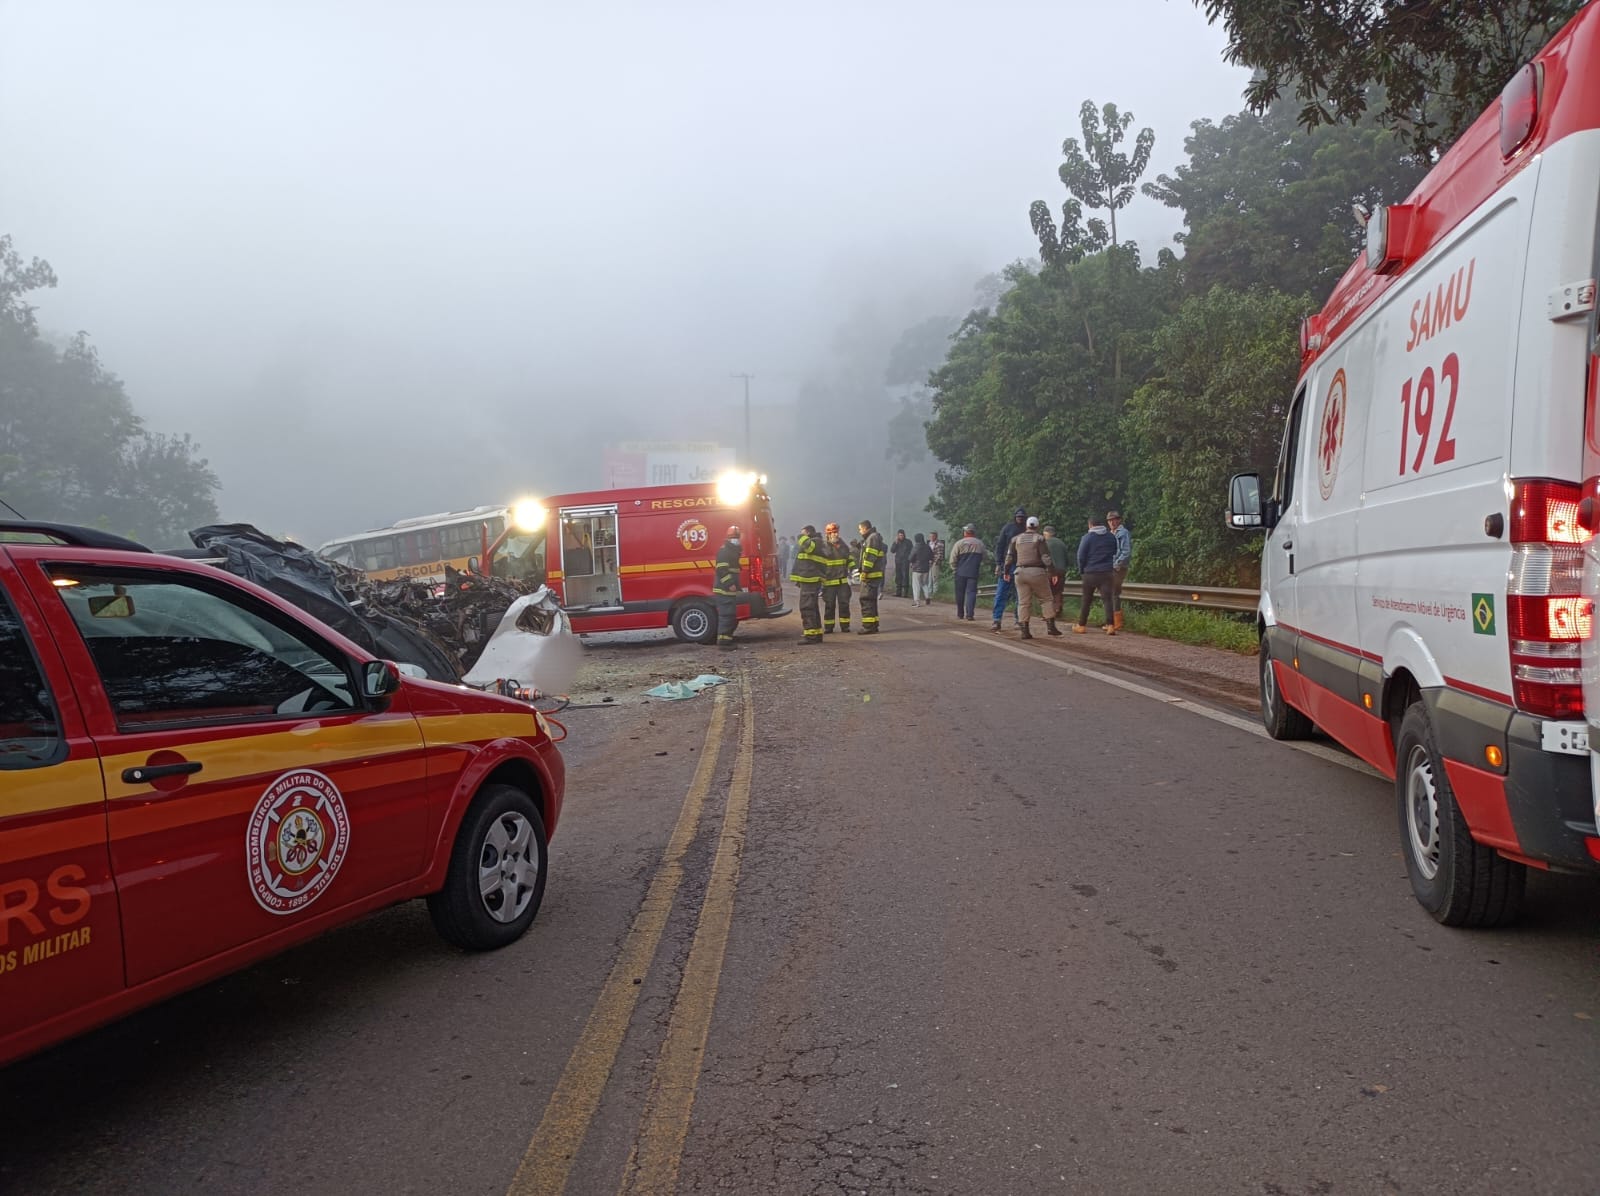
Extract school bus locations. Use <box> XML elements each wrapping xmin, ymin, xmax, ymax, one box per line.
<box><xmin>318</xmin><ymin>503</ymin><xmax>545</xmax><ymax>583</ymax></box>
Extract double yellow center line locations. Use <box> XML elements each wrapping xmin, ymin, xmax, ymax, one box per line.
<box><xmin>507</xmin><ymin>674</ymin><xmax>756</xmax><ymax>1196</ymax></box>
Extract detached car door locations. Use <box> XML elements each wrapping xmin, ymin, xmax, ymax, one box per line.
<box><xmin>24</xmin><ymin>555</ymin><xmax>431</xmax><ymax>988</ymax></box>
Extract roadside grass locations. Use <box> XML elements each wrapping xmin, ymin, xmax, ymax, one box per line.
<box><xmin>923</xmin><ymin>583</ymin><xmax>1258</xmax><ymax>655</ymax></box>
<box><xmin>1120</xmin><ymin>602</ymin><xmax>1258</xmax><ymax>654</ymax></box>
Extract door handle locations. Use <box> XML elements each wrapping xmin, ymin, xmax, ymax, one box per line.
<box><xmin>1281</xmin><ymin>539</ymin><xmax>1294</xmax><ymax>550</ymax></box>
<box><xmin>122</xmin><ymin>760</ymin><xmax>203</xmax><ymax>785</ymax></box>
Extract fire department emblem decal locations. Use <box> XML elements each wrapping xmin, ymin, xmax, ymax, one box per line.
<box><xmin>246</xmin><ymin>769</ymin><xmax>351</xmax><ymax>915</ymax></box>
<box><xmin>1318</xmin><ymin>369</ymin><xmax>1348</xmax><ymax>501</ymax></box>
<box><xmin>676</xmin><ymin>518</ymin><xmax>709</xmax><ymax>552</ymax></box>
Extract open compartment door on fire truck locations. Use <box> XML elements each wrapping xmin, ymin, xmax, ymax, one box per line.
<box><xmin>558</xmin><ymin>505</ymin><xmax>622</xmax><ymax>610</ymax></box>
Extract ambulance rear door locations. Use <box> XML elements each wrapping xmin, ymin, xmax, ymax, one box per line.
<box><xmin>557</xmin><ymin>505</ymin><xmax>622</xmax><ymax>611</ymax></box>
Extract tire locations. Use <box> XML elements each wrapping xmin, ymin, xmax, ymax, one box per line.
<box><xmin>671</xmin><ymin>599</ymin><xmax>717</xmax><ymax>644</ymax></box>
<box><xmin>1260</xmin><ymin>633</ymin><xmax>1313</xmax><ymax>740</ymax></box>
<box><xmin>1394</xmin><ymin>701</ymin><xmax>1525</xmax><ymax>927</ymax></box>
<box><xmin>427</xmin><ymin>784</ymin><xmax>549</xmax><ymax>951</ymax></box>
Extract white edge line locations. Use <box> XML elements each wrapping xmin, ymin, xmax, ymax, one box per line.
<box><xmin>954</xmin><ymin>632</ymin><xmax>1385</xmax><ymax>781</ymax></box>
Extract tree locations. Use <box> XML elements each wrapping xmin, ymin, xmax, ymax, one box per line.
<box><xmin>0</xmin><ymin>235</ymin><xmax>220</xmax><ymax>544</ymax></box>
<box><xmin>1195</xmin><ymin>0</ymin><xmax>1582</xmax><ymax>156</ymax></box>
<box><xmin>1143</xmin><ymin>101</ymin><xmax>1430</xmax><ymax>300</ymax></box>
<box><xmin>1032</xmin><ymin>101</ymin><xmax>1154</xmax><ymax>265</ymax></box>
<box><xmin>925</xmin><ymin>252</ymin><xmax>1166</xmax><ymax>536</ymax></box>
<box><xmin>1123</xmin><ymin>286</ymin><xmax>1311</xmax><ymax>584</ymax></box>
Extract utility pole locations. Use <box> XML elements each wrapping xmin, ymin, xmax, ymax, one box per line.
<box><xmin>730</xmin><ymin>373</ymin><xmax>754</xmax><ymax>463</ymax></box>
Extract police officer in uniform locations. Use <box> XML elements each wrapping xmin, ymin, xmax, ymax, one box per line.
<box><xmin>856</xmin><ymin>519</ymin><xmax>886</xmax><ymax>634</ymax></box>
<box><xmin>789</xmin><ymin>523</ymin><xmax>826</xmax><ymax>645</ymax></box>
<box><xmin>820</xmin><ymin>522</ymin><xmax>852</xmax><ymax>633</ymax></box>
<box><xmin>713</xmin><ymin>525</ymin><xmax>743</xmax><ymax>651</ymax></box>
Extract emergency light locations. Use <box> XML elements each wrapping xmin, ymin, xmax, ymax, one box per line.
<box><xmin>1366</xmin><ymin>203</ymin><xmax>1419</xmax><ymax>275</ymax></box>
<box><xmin>1500</xmin><ymin>63</ymin><xmax>1541</xmax><ymax>159</ymax></box>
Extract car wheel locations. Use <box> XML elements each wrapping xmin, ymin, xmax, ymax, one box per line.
<box><xmin>671</xmin><ymin>599</ymin><xmax>716</xmax><ymax>644</ymax></box>
<box><xmin>1260</xmin><ymin>634</ymin><xmax>1313</xmax><ymax>740</ymax></box>
<box><xmin>427</xmin><ymin>784</ymin><xmax>548</xmax><ymax>951</ymax></box>
<box><xmin>1395</xmin><ymin>701</ymin><xmax>1525</xmax><ymax>927</ymax></box>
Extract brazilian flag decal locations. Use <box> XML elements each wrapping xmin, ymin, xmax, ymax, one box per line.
<box><xmin>1472</xmin><ymin>593</ymin><xmax>1496</xmax><ymax>636</ymax></box>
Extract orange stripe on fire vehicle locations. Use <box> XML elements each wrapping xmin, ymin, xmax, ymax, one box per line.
<box><xmin>0</xmin><ymin>757</ymin><xmax>106</xmax><ymax>820</ymax></box>
<box><xmin>99</xmin><ymin>713</ymin><xmax>429</xmax><ymax>801</ymax></box>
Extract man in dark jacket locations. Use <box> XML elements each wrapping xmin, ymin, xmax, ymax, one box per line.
<box><xmin>890</xmin><ymin>530</ymin><xmax>913</xmax><ymax>598</ymax></box>
<box><xmin>991</xmin><ymin>507</ymin><xmax>1027</xmax><ymax>631</ymax></box>
<box><xmin>713</xmin><ymin>525</ymin><xmax>744</xmax><ymax>650</ymax></box>
<box><xmin>1074</xmin><ymin>515</ymin><xmax>1119</xmax><ymax>635</ymax></box>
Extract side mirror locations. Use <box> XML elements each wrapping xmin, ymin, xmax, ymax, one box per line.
<box><xmin>1226</xmin><ymin>473</ymin><xmax>1266</xmax><ymax>531</ymax></box>
<box><xmin>362</xmin><ymin>659</ymin><xmax>402</xmax><ymax>700</ymax></box>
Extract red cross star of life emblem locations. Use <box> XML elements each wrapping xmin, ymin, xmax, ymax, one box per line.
<box><xmin>1318</xmin><ymin>368</ymin><xmax>1347</xmax><ymax>501</ymax></box>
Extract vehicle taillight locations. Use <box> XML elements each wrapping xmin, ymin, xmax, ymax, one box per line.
<box><xmin>749</xmin><ymin>553</ymin><xmax>763</xmax><ymax>592</ymax></box>
<box><xmin>1508</xmin><ymin>478</ymin><xmax>1591</xmax><ymax>718</ymax></box>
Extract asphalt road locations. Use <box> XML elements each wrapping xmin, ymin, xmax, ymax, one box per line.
<box><xmin>5</xmin><ymin>602</ymin><xmax>1600</xmax><ymax>1196</ymax></box>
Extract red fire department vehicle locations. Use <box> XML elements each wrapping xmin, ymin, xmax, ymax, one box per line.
<box><xmin>1228</xmin><ymin>5</ymin><xmax>1600</xmax><ymax>926</ymax></box>
<box><xmin>499</xmin><ymin>475</ymin><xmax>786</xmax><ymax>643</ymax></box>
<box><xmin>1</xmin><ymin>522</ymin><xmax>565</xmax><ymax>1066</ymax></box>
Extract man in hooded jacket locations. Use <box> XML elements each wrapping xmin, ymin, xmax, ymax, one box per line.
<box><xmin>1074</xmin><ymin>515</ymin><xmax>1119</xmax><ymax>635</ymax></box>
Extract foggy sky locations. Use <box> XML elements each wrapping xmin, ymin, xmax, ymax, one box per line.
<box><xmin>2</xmin><ymin>0</ymin><xmax>1248</xmax><ymax>543</ymax></box>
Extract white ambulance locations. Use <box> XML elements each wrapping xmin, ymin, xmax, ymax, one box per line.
<box><xmin>1227</xmin><ymin>5</ymin><xmax>1600</xmax><ymax>926</ymax></box>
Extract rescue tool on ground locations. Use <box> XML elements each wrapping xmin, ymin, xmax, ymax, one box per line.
<box><xmin>1226</xmin><ymin>5</ymin><xmax>1600</xmax><ymax>927</ymax></box>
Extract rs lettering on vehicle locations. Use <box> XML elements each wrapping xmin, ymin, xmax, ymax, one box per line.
<box><xmin>1397</xmin><ymin>258</ymin><xmax>1471</xmax><ymax>477</ymax></box>
<box><xmin>0</xmin><ymin>864</ymin><xmax>94</xmax><ymax>972</ymax></box>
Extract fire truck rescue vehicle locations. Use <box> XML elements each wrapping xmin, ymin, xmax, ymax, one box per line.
<box><xmin>489</xmin><ymin>473</ymin><xmax>785</xmax><ymax>644</ymax></box>
<box><xmin>1227</xmin><ymin>4</ymin><xmax>1600</xmax><ymax>926</ymax></box>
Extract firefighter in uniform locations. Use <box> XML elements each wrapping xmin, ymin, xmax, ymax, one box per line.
<box><xmin>820</xmin><ymin>522</ymin><xmax>852</xmax><ymax>633</ymax></box>
<box><xmin>856</xmin><ymin>519</ymin><xmax>886</xmax><ymax>634</ymax></box>
<box><xmin>789</xmin><ymin>523</ymin><xmax>826</xmax><ymax>644</ymax></box>
<box><xmin>713</xmin><ymin>525</ymin><xmax>743</xmax><ymax>651</ymax></box>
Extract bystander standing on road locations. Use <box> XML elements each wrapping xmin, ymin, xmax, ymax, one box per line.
<box><xmin>991</xmin><ymin>507</ymin><xmax>1027</xmax><ymax>631</ymax></box>
<box><xmin>910</xmin><ymin>533</ymin><xmax>933</xmax><ymax>605</ymax></box>
<box><xmin>949</xmin><ymin>524</ymin><xmax>985</xmax><ymax>620</ymax></box>
<box><xmin>927</xmin><ymin>531</ymin><xmax>945</xmax><ymax>599</ymax></box>
<box><xmin>1108</xmin><ymin>510</ymin><xmax>1131</xmax><ymax>633</ymax></box>
<box><xmin>1041</xmin><ymin>524</ymin><xmax>1069</xmax><ymax>637</ymax></box>
<box><xmin>1074</xmin><ymin>515</ymin><xmax>1118</xmax><ymax>635</ymax></box>
<box><xmin>1003</xmin><ymin>516</ymin><xmax>1053</xmax><ymax>639</ymax></box>
<box><xmin>779</xmin><ymin>535</ymin><xmax>796</xmax><ymax>579</ymax></box>
<box><xmin>891</xmin><ymin>530</ymin><xmax>912</xmax><ymax>598</ymax></box>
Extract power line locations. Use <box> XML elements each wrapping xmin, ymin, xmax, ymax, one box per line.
<box><xmin>0</xmin><ymin>496</ymin><xmax>26</xmax><ymax>519</ymax></box>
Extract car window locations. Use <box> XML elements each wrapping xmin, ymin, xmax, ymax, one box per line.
<box><xmin>0</xmin><ymin>587</ymin><xmax>63</xmax><ymax>767</ymax></box>
<box><xmin>46</xmin><ymin>567</ymin><xmax>358</xmax><ymax>730</ymax></box>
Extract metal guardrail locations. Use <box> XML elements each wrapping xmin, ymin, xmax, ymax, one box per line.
<box><xmin>971</xmin><ymin>580</ymin><xmax>1259</xmax><ymax>613</ymax></box>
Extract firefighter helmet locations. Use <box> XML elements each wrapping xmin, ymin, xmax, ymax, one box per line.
<box><xmin>726</xmin><ymin>525</ymin><xmax>742</xmax><ymax>539</ymax></box>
